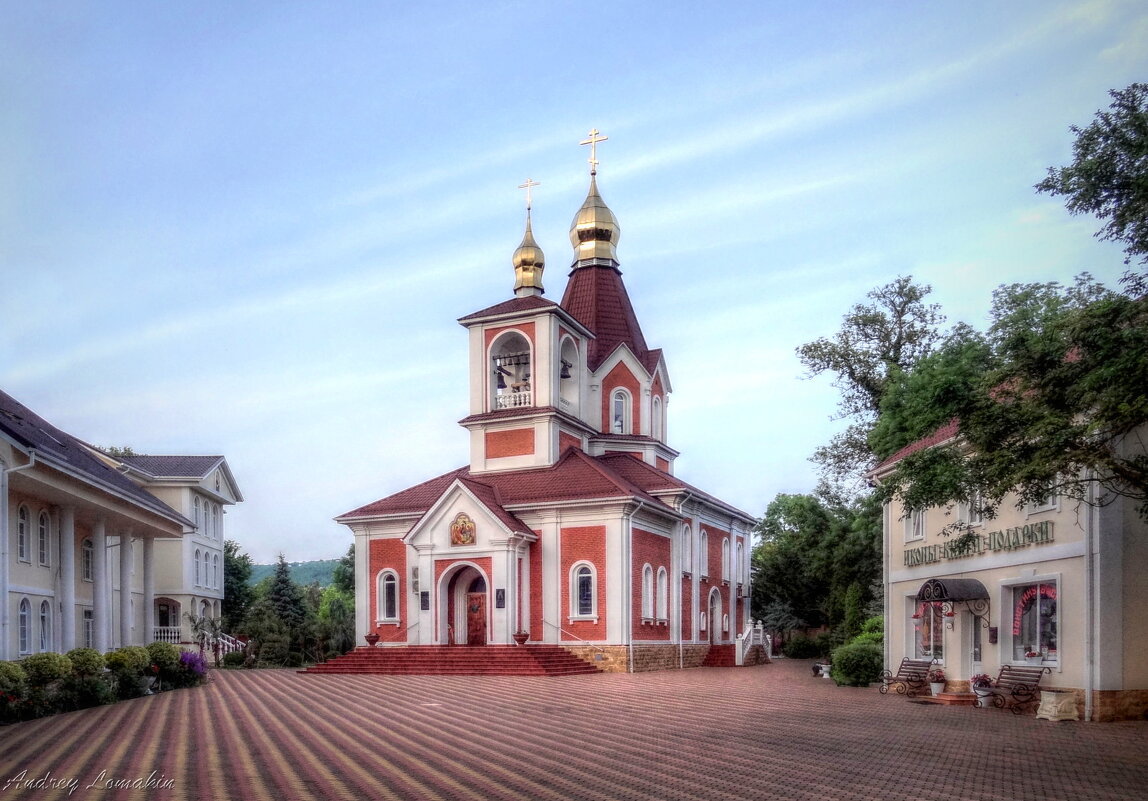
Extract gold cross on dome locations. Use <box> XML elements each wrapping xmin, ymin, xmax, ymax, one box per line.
<box><xmin>579</xmin><ymin>128</ymin><xmax>608</xmax><ymax>175</ymax></box>
<box><xmin>518</xmin><ymin>178</ymin><xmax>540</xmax><ymax>210</ymax></box>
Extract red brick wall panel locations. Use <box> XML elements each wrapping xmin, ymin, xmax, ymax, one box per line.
<box><xmin>368</xmin><ymin>538</ymin><xmax>408</xmax><ymax>643</ymax></box>
<box><xmin>560</xmin><ymin>525</ymin><xmax>607</xmax><ymax>641</ymax></box>
<box><xmin>631</xmin><ymin>527</ymin><xmax>671</xmax><ymax>641</ymax></box>
<box><xmin>485</xmin><ymin>427</ymin><xmax>535</xmax><ymax>457</ymax></box>
<box><xmin>558</xmin><ymin>431</ymin><xmax>582</xmax><ymax>454</ymax></box>
<box><xmin>600</xmin><ymin>362</ymin><xmax>642</xmax><ymax>435</ymax></box>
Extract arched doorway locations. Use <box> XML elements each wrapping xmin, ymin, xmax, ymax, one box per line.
<box><xmin>443</xmin><ymin>565</ymin><xmax>488</xmax><ymax>646</ymax></box>
<box><xmin>708</xmin><ymin>589</ymin><xmax>722</xmax><ymax>645</ymax></box>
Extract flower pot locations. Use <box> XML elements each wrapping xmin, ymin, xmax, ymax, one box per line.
<box><xmin>930</xmin><ymin>682</ymin><xmax>945</xmax><ymax>696</ymax></box>
<box><xmin>1025</xmin><ymin>655</ymin><xmax>1043</xmax><ymax>666</ymax></box>
<box><xmin>973</xmin><ymin>687</ymin><xmax>992</xmax><ymax>707</ymax></box>
<box><xmin>364</xmin><ymin>633</ymin><xmax>380</xmax><ymax>648</ymax></box>
<box><xmin>512</xmin><ymin>632</ymin><xmax>529</xmax><ymax>645</ymax></box>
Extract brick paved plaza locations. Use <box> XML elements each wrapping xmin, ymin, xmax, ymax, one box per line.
<box><xmin>1</xmin><ymin>658</ymin><xmax>1146</xmax><ymax>801</ymax></box>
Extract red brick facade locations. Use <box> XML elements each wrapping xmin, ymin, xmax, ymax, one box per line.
<box><xmin>560</xmin><ymin>526</ymin><xmax>607</xmax><ymax>641</ymax></box>
<box><xmin>368</xmin><ymin>538</ymin><xmax>407</xmax><ymax>643</ymax></box>
<box><xmin>558</xmin><ymin>431</ymin><xmax>582</xmax><ymax>454</ymax></box>
<box><xmin>631</xmin><ymin>527</ymin><xmax>671</xmax><ymax>640</ymax></box>
<box><xmin>485</xmin><ymin>427</ymin><xmax>535</xmax><ymax>457</ymax></box>
<box><xmin>600</xmin><ymin>362</ymin><xmax>641</xmax><ymax>435</ymax></box>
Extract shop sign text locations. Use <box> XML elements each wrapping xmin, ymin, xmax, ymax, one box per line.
<box><xmin>903</xmin><ymin>521</ymin><xmax>1054</xmax><ymax>567</ymax></box>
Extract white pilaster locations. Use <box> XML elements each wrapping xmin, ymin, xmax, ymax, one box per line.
<box><xmin>92</xmin><ymin>519</ymin><xmax>109</xmax><ymax>653</ymax></box>
<box><xmin>119</xmin><ymin>530</ymin><xmax>133</xmax><ymax>646</ymax></box>
<box><xmin>59</xmin><ymin>506</ymin><xmax>76</xmax><ymax>651</ymax></box>
<box><xmin>143</xmin><ymin>537</ymin><xmax>155</xmax><ymax>645</ymax></box>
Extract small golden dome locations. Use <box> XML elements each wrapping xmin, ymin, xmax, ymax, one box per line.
<box><xmin>513</xmin><ymin>213</ymin><xmax>545</xmax><ymax>296</ymax></box>
<box><xmin>569</xmin><ymin>174</ymin><xmax>620</xmax><ymax>265</ymax></box>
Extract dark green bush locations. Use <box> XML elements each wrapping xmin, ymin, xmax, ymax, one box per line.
<box><xmin>221</xmin><ymin>650</ymin><xmax>246</xmax><ymax>669</ymax></box>
<box><xmin>105</xmin><ymin>646</ymin><xmax>149</xmax><ymax>676</ymax></box>
<box><xmin>66</xmin><ymin>648</ymin><xmax>105</xmax><ymax>676</ymax></box>
<box><xmin>829</xmin><ymin>641</ymin><xmax>884</xmax><ymax>687</ymax></box>
<box><xmin>22</xmin><ymin>652</ymin><xmax>72</xmax><ymax>686</ymax></box>
<box><xmin>56</xmin><ymin>674</ymin><xmax>115</xmax><ymax>711</ymax></box>
<box><xmin>781</xmin><ymin>635</ymin><xmax>821</xmax><ymax>659</ymax></box>
<box><xmin>257</xmin><ymin>636</ymin><xmax>290</xmax><ymax>667</ymax></box>
<box><xmin>0</xmin><ymin>660</ymin><xmax>27</xmax><ymax>693</ymax></box>
<box><xmin>849</xmin><ymin>631</ymin><xmax>883</xmax><ymax>648</ymax></box>
<box><xmin>283</xmin><ymin>652</ymin><xmax>305</xmax><ymax>668</ymax></box>
<box><xmin>861</xmin><ymin>616</ymin><xmax>884</xmax><ymax>635</ymax></box>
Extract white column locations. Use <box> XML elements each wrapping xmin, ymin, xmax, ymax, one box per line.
<box><xmin>119</xmin><ymin>530</ymin><xmax>133</xmax><ymax>646</ymax></box>
<box><xmin>0</xmin><ymin>461</ymin><xmax>10</xmax><ymax>661</ymax></box>
<box><xmin>59</xmin><ymin>506</ymin><xmax>76</xmax><ymax>651</ymax></box>
<box><xmin>92</xmin><ymin>519</ymin><xmax>109</xmax><ymax>653</ymax></box>
<box><xmin>143</xmin><ymin>537</ymin><xmax>155</xmax><ymax>646</ymax></box>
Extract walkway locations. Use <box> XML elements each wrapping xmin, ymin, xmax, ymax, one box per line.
<box><xmin>1</xmin><ymin>658</ymin><xmax>1146</xmax><ymax>800</ymax></box>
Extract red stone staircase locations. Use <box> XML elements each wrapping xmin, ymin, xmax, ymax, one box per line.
<box><xmin>702</xmin><ymin>644</ymin><xmax>737</xmax><ymax>667</ymax></box>
<box><xmin>301</xmin><ymin>644</ymin><xmax>602</xmax><ymax>677</ymax></box>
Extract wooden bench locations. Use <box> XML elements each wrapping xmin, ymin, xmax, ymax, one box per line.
<box><xmin>977</xmin><ymin>664</ymin><xmax>1052</xmax><ymax>714</ymax></box>
<box><xmin>878</xmin><ymin>658</ymin><xmax>934</xmax><ymax>697</ymax></box>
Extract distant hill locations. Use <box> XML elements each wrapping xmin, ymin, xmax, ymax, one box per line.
<box><xmin>249</xmin><ymin>559</ymin><xmax>339</xmax><ymax>588</ymax></box>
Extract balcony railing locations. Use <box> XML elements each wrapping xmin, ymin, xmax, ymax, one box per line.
<box><xmin>495</xmin><ymin>389</ymin><xmax>533</xmax><ymax>409</ymax></box>
<box><xmin>154</xmin><ymin>626</ymin><xmax>182</xmax><ymax>644</ymax></box>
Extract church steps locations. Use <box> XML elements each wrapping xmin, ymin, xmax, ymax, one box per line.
<box><xmin>301</xmin><ymin>644</ymin><xmax>602</xmax><ymax>676</ymax></box>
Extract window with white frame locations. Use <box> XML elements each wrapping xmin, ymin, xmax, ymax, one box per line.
<box><xmin>1008</xmin><ymin>579</ymin><xmax>1058</xmax><ymax>663</ymax></box>
<box><xmin>81</xmin><ymin>538</ymin><xmax>94</xmax><ymax>581</ymax></box>
<box><xmin>213</xmin><ymin>554</ymin><xmax>220</xmax><ymax>589</ymax></box>
<box><xmin>699</xmin><ymin>610</ymin><xmax>707</xmax><ymax>632</ymax></box>
<box><xmin>656</xmin><ymin>567</ymin><xmax>668</xmax><ymax>622</ymax></box>
<box><xmin>699</xmin><ymin>530</ymin><xmax>709</xmax><ymax>577</ymax></box>
<box><xmin>570</xmin><ymin>563</ymin><xmax>597</xmax><ymax>619</ymax></box>
<box><xmin>40</xmin><ymin>600</ymin><xmax>52</xmax><ymax>651</ymax></box>
<box><xmin>612</xmin><ymin>389</ymin><xmax>631</xmax><ymax>434</ymax></box>
<box><xmin>904</xmin><ymin>509</ymin><xmax>926</xmax><ymax>542</ymax></box>
<box><xmin>377</xmin><ymin>570</ymin><xmax>399</xmax><ymax>621</ymax></box>
<box><xmin>1027</xmin><ymin>483</ymin><xmax>1058</xmax><ymax>515</ymax></box>
<box><xmin>961</xmin><ymin>490</ymin><xmax>985</xmax><ymax>527</ymax></box>
<box><xmin>38</xmin><ymin>511</ymin><xmax>51</xmax><ymax>566</ymax></box>
<box><xmin>911</xmin><ymin>600</ymin><xmax>944</xmax><ymax>661</ymax></box>
<box><xmin>722</xmin><ymin>613</ymin><xmax>729</xmax><ymax>633</ymax></box>
<box><xmin>682</xmin><ymin>525</ymin><xmax>692</xmax><ymax>575</ymax></box>
<box><xmin>721</xmin><ymin>537</ymin><xmax>730</xmax><ymax>582</ymax></box>
<box><xmin>641</xmin><ymin>564</ymin><xmax>654</xmax><ymax>620</ymax></box>
<box><xmin>17</xmin><ymin>505</ymin><xmax>29</xmax><ymax>561</ymax></box>
<box><xmin>203</xmin><ymin>551</ymin><xmax>210</xmax><ymax>587</ymax></box>
<box><xmin>82</xmin><ymin>609</ymin><xmax>94</xmax><ymax>648</ymax></box>
<box><xmin>18</xmin><ymin>599</ymin><xmax>31</xmax><ymax>654</ymax></box>
<box><xmin>193</xmin><ymin>496</ymin><xmax>201</xmax><ymax>529</ymax></box>
<box><xmin>651</xmin><ymin>396</ymin><xmax>663</xmax><ymax>441</ymax></box>
<box><xmin>735</xmin><ymin>541</ymin><xmax>744</xmax><ymax>585</ymax></box>
<box><xmin>213</xmin><ymin>505</ymin><xmax>221</xmax><ymax>539</ymax></box>
<box><xmin>195</xmin><ymin>549</ymin><xmax>201</xmax><ymax>585</ymax></box>
<box><xmin>491</xmin><ymin>331</ymin><xmax>533</xmax><ymax>411</ymax></box>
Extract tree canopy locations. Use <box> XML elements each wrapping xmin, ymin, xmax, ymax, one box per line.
<box><xmin>1036</xmin><ymin>82</ymin><xmax>1148</xmax><ymax>296</ymax></box>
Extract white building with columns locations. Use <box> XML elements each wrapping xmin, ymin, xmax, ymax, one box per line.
<box><xmin>1</xmin><ymin>388</ymin><xmax>242</xmax><ymax>659</ymax></box>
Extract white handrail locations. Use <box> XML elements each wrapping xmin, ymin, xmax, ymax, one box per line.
<box><xmin>735</xmin><ymin>620</ymin><xmax>767</xmax><ymax>666</ymax></box>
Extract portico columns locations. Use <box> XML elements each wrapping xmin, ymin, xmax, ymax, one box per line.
<box><xmin>59</xmin><ymin>506</ymin><xmax>76</xmax><ymax>651</ymax></box>
<box><xmin>92</xmin><ymin>519</ymin><xmax>109</xmax><ymax>652</ymax></box>
<box><xmin>143</xmin><ymin>537</ymin><xmax>155</xmax><ymax>646</ymax></box>
<box><xmin>119</xmin><ymin>530</ymin><xmax>133</xmax><ymax>646</ymax></box>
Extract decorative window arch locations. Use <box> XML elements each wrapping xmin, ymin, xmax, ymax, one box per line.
<box><xmin>40</xmin><ymin>600</ymin><xmax>52</xmax><ymax>651</ymax></box>
<box><xmin>213</xmin><ymin>554</ymin><xmax>220</xmax><ymax>589</ymax></box>
<box><xmin>213</xmin><ymin>505</ymin><xmax>221</xmax><ymax>538</ymax></box>
<box><xmin>193</xmin><ymin>496</ymin><xmax>202</xmax><ymax>529</ymax></box>
<box><xmin>699</xmin><ymin>610</ymin><xmax>707</xmax><ymax>632</ymax></box>
<box><xmin>377</xmin><ymin>570</ymin><xmax>399</xmax><ymax>621</ymax></box>
<box><xmin>735</xmin><ymin>540</ymin><xmax>744</xmax><ymax>585</ymax></box>
<box><xmin>17</xmin><ymin>504</ymin><xmax>30</xmax><ymax>561</ymax></box>
<box><xmin>722</xmin><ymin>613</ymin><xmax>730</xmax><ymax>633</ymax></box>
<box><xmin>721</xmin><ymin>537</ymin><xmax>730</xmax><ymax>582</ymax></box>
<box><xmin>611</xmin><ymin>389</ymin><xmax>632</xmax><ymax>434</ymax></box>
<box><xmin>699</xmin><ymin>529</ymin><xmax>709</xmax><ymax>577</ymax></box>
<box><xmin>81</xmin><ymin>538</ymin><xmax>94</xmax><ymax>581</ymax></box>
<box><xmin>38</xmin><ymin>511</ymin><xmax>51</xmax><ymax>566</ymax></box>
<box><xmin>570</xmin><ymin>562</ymin><xmax>597</xmax><ymax>619</ymax></box>
<box><xmin>656</xmin><ymin>567</ymin><xmax>668</xmax><ymax>622</ymax></box>
<box><xmin>195</xmin><ymin>549</ymin><xmax>202</xmax><ymax>586</ymax></box>
<box><xmin>203</xmin><ymin>551</ymin><xmax>211</xmax><ymax>587</ymax></box>
<box><xmin>682</xmin><ymin>524</ymin><xmax>692</xmax><ymax>575</ymax></box>
<box><xmin>559</xmin><ymin>336</ymin><xmax>580</xmax><ymax>413</ymax></box>
<box><xmin>652</xmin><ymin>395</ymin><xmax>663</xmax><ymax>440</ymax></box>
<box><xmin>490</xmin><ymin>330</ymin><xmax>534</xmax><ymax>411</ymax></box>
<box><xmin>18</xmin><ymin>599</ymin><xmax>31</xmax><ymax>654</ymax></box>
<box><xmin>641</xmin><ymin>564</ymin><xmax>654</xmax><ymax>619</ymax></box>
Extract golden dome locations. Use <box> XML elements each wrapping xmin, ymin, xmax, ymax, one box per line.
<box><xmin>569</xmin><ymin>174</ymin><xmax>620</xmax><ymax>266</ymax></box>
<box><xmin>513</xmin><ymin>212</ymin><xmax>545</xmax><ymax>296</ymax></box>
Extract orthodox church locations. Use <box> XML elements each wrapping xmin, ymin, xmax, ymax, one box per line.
<box><xmin>337</xmin><ymin>134</ymin><xmax>759</xmax><ymax>671</ymax></box>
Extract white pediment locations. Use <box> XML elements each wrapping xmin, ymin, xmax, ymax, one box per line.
<box><xmin>403</xmin><ymin>479</ymin><xmax>534</xmax><ymax>550</ymax></box>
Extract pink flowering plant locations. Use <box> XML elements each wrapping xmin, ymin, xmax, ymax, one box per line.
<box><xmin>970</xmin><ymin>673</ymin><xmax>993</xmax><ymax>688</ymax></box>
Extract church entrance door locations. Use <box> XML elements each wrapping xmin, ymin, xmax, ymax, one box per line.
<box><xmin>466</xmin><ymin>593</ymin><xmax>487</xmax><ymax>646</ymax></box>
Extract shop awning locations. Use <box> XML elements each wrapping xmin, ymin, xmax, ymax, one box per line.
<box><xmin>915</xmin><ymin>577</ymin><xmax>989</xmax><ymax>603</ymax></box>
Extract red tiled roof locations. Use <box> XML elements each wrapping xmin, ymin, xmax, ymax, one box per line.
<box><xmin>457</xmin><ymin>295</ymin><xmax>559</xmax><ymax>322</ymax></box>
<box><xmin>560</xmin><ymin>265</ymin><xmax>652</xmax><ymax>372</ymax></box>
<box><xmin>873</xmin><ymin>418</ymin><xmax>960</xmax><ymax>472</ymax></box>
<box><xmin>596</xmin><ymin>452</ymin><xmax>753</xmax><ymax>520</ymax></box>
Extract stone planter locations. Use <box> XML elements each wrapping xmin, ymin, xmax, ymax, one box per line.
<box><xmin>930</xmin><ymin>681</ymin><xmax>945</xmax><ymax>696</ymax></box>
<box><xmin>1036</xmin><ymin>690</ymin><xmax>1079</xmax><ymax>721</ymax></box>
<box><xmin>1025</xmin><ymin>655</ymin><xmax>1044</xmax><ymax>666</ymax></box>
<box><xmin>364</xmin><ymin>633</ymin><xmax>380</xmax><ymax>648</ymax></box>
<box><xmin>973</xmin><ymin>687</ymin><xmax>993</xmax><ymax>708</ymax></box>
<box><xmin>512</xmin><ymin>632</ymin><xmax>529</xmax><ymax>645</ymax></box>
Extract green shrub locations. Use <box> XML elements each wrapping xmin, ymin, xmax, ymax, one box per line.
<box><xmin>56</xmin><ymin>674</ymin><xmax>115</xmax><ymax>711</ymax></box>
<box><xmin>146</xmin><ymin>642</ymin><xmax>181</xmax><ymax>673</ymax></box>
<box><xmin>105</xmin><ymin>646</ymin><xmax>150</xmax><ymax>676</ymax></box>
<box><xmin>22</xmin><ymin>652</ymin><xmax>73</xmax><ymax>686</ymax></box>
<box><xmin>0</xmin><ymin>660</ymin><xmax>27</xmax><ymax>693</ymax></box>
<box><xmin>861</xmin><ymin>616</ymin><xmax>884</xmax><ymax>635</ymax></box>
<box><xmin>66</xmin><ymin>648</ymin><xmax>105</xmax><ymax>676</ymax></box>
<box><xmin>781</xmin><ymin>635</ymin><xmax>821</xmax><ymax>659</ymax></box>
<box><xmin>829</xmin><ymin>641</ymin><xmax>884</xmax><ymax>687</ymax></box>
<box><xmin>221</xmin><ymin>650</ymin><xmax>246</xmax><ymax>669</ymax></box>
<box><xmin>256</xmin><ymin>636</ymin><xmax>290</xmax><ymax>667</ymax></box>
<box><xmin>849</xmin><ymin>630</ymin><xmax>884</xmax><ymax>648</ymax></box>
<box><xmin>815</xmin><ymin>630</ymin><xmax>845</xmax><ymax>657</ymax></box>
<box><xmin>283</xmin><ymin>652</ymin><xmax>304</xmax><ymax>668</ymax></box>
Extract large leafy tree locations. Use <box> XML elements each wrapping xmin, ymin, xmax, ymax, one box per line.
<box><xmin>875</xmin><ymin>275</ymin><xmax>1148</xmax><ymax>525</ymax></box>
<box><xmin>222</xmin><ymin>539</ymin><xmax>254</xmax><ymax>632</ymax></box>
<box><xmin>797</xmin><ymin>276</ymin><xmax>945</xmax><ymax>493</ymax></box>
<box><xmin>1036</xmin><ymin>82</ymin><xmax>1148</xmax><ymax>296</ymax></box>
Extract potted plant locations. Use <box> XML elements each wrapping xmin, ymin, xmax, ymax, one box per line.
<box><xmin>1025</xmin><ymin>650</ymin><xmax>1043</xmax><ymax>666</ymax></box>
<box><xmin>364</xmin><ymin>632</ymin><xmax>380</xmax><ymax>648</ymax></box>
<box><xmin>512</xmin><ymin>631</ymin><xmax>529</xmax><ymax>646</ymax></box>
<box><xmin>970</xmin><ymin>673</ymin><xmax>993</xmax><ymax>707</ymax></box>
<box><xmin>928</xmin><ymin>667</ymin><xmax>946</xmax><ymax>696</ymax></box>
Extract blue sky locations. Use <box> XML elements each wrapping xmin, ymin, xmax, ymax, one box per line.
<box><xmin>2</xmin><ymin>1</ymin><xmax>1144</xmax><ymax>562</ymax></box>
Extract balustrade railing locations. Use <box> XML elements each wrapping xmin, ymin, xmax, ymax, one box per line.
<box><xmin>495</xmin><ymin>389</ymin><xmax>533</xmax><ymax>409</ymax></box>
<box><xmin>735</xmin><ymin>621</ymin><xmax>768</xmax><ymax>665</ymax></box>
<box><xmin>153</xmin><ymin>626</ymin><xmax>182</xmax><ymax>644</ymax></box>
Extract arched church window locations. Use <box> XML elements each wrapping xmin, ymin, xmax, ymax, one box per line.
<box><xmin>570</xmin><ymin>563</ymin><xmax>596</xmax><ymax>619</ymax></box>
<box><xmin>682</xmin><ymin>525</ymin><xmax>692</xmax><ymax>575</ymax></box>
<box><xmin>735</xmin><ymin>541</ymin><xmax>744</xmax><ymax>584</ymax></box>
<box><xmin>721</xmin><ymin>537</ymin><xmax>730</xmax><ymax>582</ymax></box>
<box><xmin>40</xmin><ymin>600</ymin><xmax>52</xmax><ymax>652</ymax></box>
<box><xmin>612</xmin><ymin>390</ymin><xmax>631</xmax><ymax>434</ymax></box>
<box><xmin>656</xmin><ymin>567</ymin><xmax>668</xmax><ymax>622</ymax></box>
<box><xmin>378</xmin><ymin>571</ymin><xmax>399</xmax><ymax>621</ymax></box>
<box><xmin>193</xmin><ymin>496</ymin><xmax>201</xmax><ymax>529</ymax></box>
<box><xmin>17</xmin><ymin>505</ymin><xmax>29</xmax><ymax>561</ymax></box>
<box><xmin>641</xmin><ymin>564</ymin><xmax>654</xmax><ymax>619</ymax></box>
<box><xmin>491</xmin><ymin>331</ymin><xmax>533</xmax><ymax>411</ymax></box>
<box><xmin>652</xmin><ymin>396</ymin><xmax>663</xmax><ymax>441</ymax></box>
<box><xmin>18</xmin><ymin>598</ymin><xmax>30</xmax><ymax>654</ymax></box>
<box><xmin>195</xmin><ymin>549</ymin><xmax>201</xmax><ymax>586</ymax></box>
<box><xmin>38</xmin><ymin>511</ymin><xmax>51</xmax><ymax>566</ymax></box>
<box><xmin>699</xmin><ymin>530</ymin><xmax>709</xmax><ymax>578</ymax></box>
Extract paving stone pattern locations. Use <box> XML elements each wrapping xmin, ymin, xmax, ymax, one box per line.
<box><xmin>1</xmin><ymin>658</ymin><xmax>1146</xmax><ymax>800</ymax></box>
